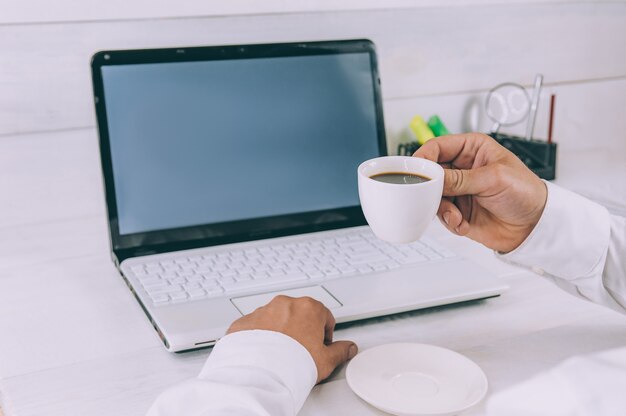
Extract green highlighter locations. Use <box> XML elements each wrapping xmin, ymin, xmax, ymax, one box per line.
<box><xmin>427</xmin><ymin>115</ymin><xmax>450</xmax><ymax>137</ymax></box>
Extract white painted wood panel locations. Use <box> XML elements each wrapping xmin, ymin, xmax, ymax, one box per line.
<box><xmin>3</xmin><ymin>270</ymin><xmax>626</xmax><ymax>416</ymax></box>
<box><xmin>0</xmin><ymin>129</ymin><xmax>105</xmax><ymax>228</ymax></box>
<box><xmin>0</xmin><ymin>254</ymin><xmax>161</xmax><ymax>379</ymax></box>
<box><xmin>303</xmin><ymin>315</ymin><xmax>626</xmax><ymax>416</ymax></box>
<box><xmin>0</xmin><ymin>78</ymin><xmax>622</xmax><ymax>230</ymax></box>
<box><xmin>383</xmin><ymin>77</ymin><xmax>626</xmax><ymax>154</ymax></box>
<box><xmin>1</xmin><ymin>2</ymin><xmax>625</xmax><ymax>136</ymax></box>
<box><xmin>0</xmin><ymin>216</ymin><xmax>108</xmax><ymax>273</ymax></box>
<box><xmin>0</xmin><ymin>0</ymin><xmax>608</xmax><ymax>25</ymax></box>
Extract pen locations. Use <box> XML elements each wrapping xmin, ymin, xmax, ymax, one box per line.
<box><xmin>547</xmin><ymin>94</ymin><xmax>556</xmax><ymax>144</ymax></box>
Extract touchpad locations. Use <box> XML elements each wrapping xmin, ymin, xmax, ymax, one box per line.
<box><xmin>231</xmin><ymin>286</ymin><xmax>342</xmax><ymax>315</ymax></box>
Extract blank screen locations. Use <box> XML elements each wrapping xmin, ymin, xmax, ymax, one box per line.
<box><xmin>102</xmin><ymin>52</ymin><xmax>381</xmax><ymax>235</ymax></box>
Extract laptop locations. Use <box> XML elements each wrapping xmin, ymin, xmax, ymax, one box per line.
<box><xmin>91</xmin><ymin>39</ymin><xmax>507</xmax><ymax>352</ymax></box>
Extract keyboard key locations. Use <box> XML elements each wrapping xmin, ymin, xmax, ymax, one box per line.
<box><xmin>187</xmin><ymin>289</ymin><xmax>206</xmax><ymax>299</ymax></box>
<box><xmin>220</xmin><ymin>269</ymin><xmax>237</xmax><ymax>278</ymax></box>
<box><xmin>170</xmin><ymin>292</ymin><xmax>188</xmax><ymax>302</ymax></box>
<box><xmin>235</xmin><ymin>274</ymin><xmax>253</xmax><ymax>282</ymax></box>
<box><xmin>133</xmin><ymin>269</ymin><xmax>149</xmax><ymax>277</ymax></box>
<box><xmin>268</xmin><ymin>269</ymin><xmax>286</xmax><ymax>278</ymax></box>
<box><xmin>356</xmin><ymin>265</ymin><xmax>373</xmax><ymax>274</ymax></box>
<box><xmin>183</xmin><ymin>282</ymin><xmax>201</xmax><ymax>291</ymax></box>
<box><xmin>142</xmin><ymin>279</ymin><xmax>166</xmax><ymax>288</ymax></box>
<box><xmin>160</xmin><ymin>270</ymin><xmax>178</xmax><ymax>279</ymax></box>
<box><xmin>201</xmin><ymin>281</ymin><xmax>220</xmax><ymax>289</ymax></box>
<box><xmin>202</xmin><ymin>272</ymin><xmax>221</xmax><ymax>280</ymax></box>
<box><xmin>370</xmin><ymin>262</ymin><xmax>388</xmax><ymax>272</ymax></box>
<box><xmin>205</xmin><ymin>286</ymin><xmax>225</xmax><ymax>297</ymax></box>
<box><xmin>252</xmin><ymin>271</ymin><xmax>269</xmax><ymax>279</ymax></box>
<box><xmin>220</xmin><ymin>273</ymin><xmax>308</xmax><ymax>292</ymax></box>
<box><xmin>151</xmin><ymin>294</ymin><xmax>169</xmax><ymax>304</ymax></box>
<box><xmin>306</xmin><ymin>270</ymin><xmax>325</xmax><ymax>279</ymax></box>
<box><xmin>336</xmin><ymin>265</ymin><xmax>357</xmax><ymax>274</ymax></box>
<box><xmin>218</xmin><ymin>276</ymin><xmax>236</xmax><ymax>285</ymax></box>
<box><xmin>146</xmin><ymin>284</ymin><xmax>183</xmax><ymax>295</ymax></box>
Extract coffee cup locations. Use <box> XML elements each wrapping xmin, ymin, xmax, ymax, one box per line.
<box><xmin>357</xmin><ymin>156</ymin><xmax>444</xmax><ymax>243</ymax></box>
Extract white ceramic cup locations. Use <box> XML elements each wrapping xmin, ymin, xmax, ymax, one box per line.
<box><xmin>358</xmin><ymin>156</ymin><xmax>444</xmax><ymax>244</ymax></box>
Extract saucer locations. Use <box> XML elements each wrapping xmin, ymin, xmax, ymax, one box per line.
<box><xmin>346</xmin><ymin>343</ymin><xmax>488</xmax><ymax>416</ymax></box>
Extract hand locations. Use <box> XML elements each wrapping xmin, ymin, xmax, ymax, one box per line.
<box><xmin>227</xmin><ymin>295</ymin><xmax>358</xmax><ymax>383</ymax></box>
<box><xmin>414</xmin><ymin>133</ymin><xmax>547</xmax><ymax>253</ymax></box>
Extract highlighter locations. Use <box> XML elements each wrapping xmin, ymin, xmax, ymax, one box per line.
<box><xmin>427</xmin><ymin>115</ymin><xmax>451</xmax><ymax>137</ymax></box>
<box><xmin>409</xmin><ymin>116</ymin><xmax>435</xmax><ymax>145</ymax></box>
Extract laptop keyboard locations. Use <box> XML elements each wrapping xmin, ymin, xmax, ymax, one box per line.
<box><xmin>127</xmin><ymin>229</ymin><xmax>457</xmax><ymax>306</ymax></box>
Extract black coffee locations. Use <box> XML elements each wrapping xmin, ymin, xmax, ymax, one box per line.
<box><xmin>370</xmin><ymin>172</ymin><xmax>431</xmax><ymax>184</ymax></box>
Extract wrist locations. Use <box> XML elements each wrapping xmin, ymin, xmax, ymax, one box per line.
<box><xmin>496</xmin><ymin>181</ymin><xmax>610</xmax><ymax>279</ymax></box>
<box><xmin>500</xmin><ymin>180</ymin><xmax>548</xmax><ymax>254</ymax></box>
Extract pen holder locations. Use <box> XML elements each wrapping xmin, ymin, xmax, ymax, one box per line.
<box><xmin>488</xmin><ymin>133</ymin><xmax>557</xmax><ymax>180</ymax></box>
<box><xmin>397</xmin><ymin>134</ymin><xmax>557</xmax><ymax>180</ymax></box>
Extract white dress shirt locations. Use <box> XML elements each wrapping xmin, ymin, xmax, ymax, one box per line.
<box><xmin>147</xmin><ymin>182</ymin><xmax>626</xmax><ymax>416</ymax></box>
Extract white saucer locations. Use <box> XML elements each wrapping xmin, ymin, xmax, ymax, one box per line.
<box><xmin>346</xmin><ymin>343</ymin><xmax>488</xmax><ymax>416</ymax></box>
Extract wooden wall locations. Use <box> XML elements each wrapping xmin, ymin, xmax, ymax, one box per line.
<box><xmin>2</xmin><ymin>1</ymin><xmax>625</xmax><ymax>153</ymax></box>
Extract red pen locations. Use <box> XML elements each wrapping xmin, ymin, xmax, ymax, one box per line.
<box><xmin>547</xmin><ymin>94</ymin><xmax>556</xmax><ymax>144</ymax></box>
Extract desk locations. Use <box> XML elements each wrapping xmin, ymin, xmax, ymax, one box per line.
<box><xmin>0</xmin><ymin>129</ymin><xmax>624</xmax><ymax>415</ymax></box>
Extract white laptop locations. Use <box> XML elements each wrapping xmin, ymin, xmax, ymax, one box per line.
<box><xmin>91</xmin><ymin>39</ymin><xmax>507</xmax><ymax>352</ymax></box>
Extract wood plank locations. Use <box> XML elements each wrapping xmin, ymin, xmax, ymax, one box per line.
<box><xmin>2</xmin><ymin>271</ymin><xmax>626</xmax><ymax>416</ymax></box>
<box><xmin>1</xmin><ymin>2</ymin><xmax>624</xmax><ymax>135</ymax></box>
<box><xmin>0</xmin><ymin>0</ymin><xmax>598</xmax><ymax>25</ymax></box>
<box><xmin>383</xmin><ymin>77</ymin><xmax>626</xmax><ymax>154</ymax></box>
<box><xmin>302</xmin><ymin>314</ymin><xmax>626</xmax><ymax>416</ymax></box>
<box><xmin>1</xmin><ymin>78</ymin><xmax>622</xmax><ymax>231</ymax></box>
<box><xmin>0</xmin><ymin>216</ymin><xmax>109</xmax><ymax>273</ymax></box>
<box><xmin>0</xmin><ymin>254</ymin><xmax>161</xmax><ymax>379</ymax></box>
<box><xmin>0</xmin><ymin>129</ymin><xmax>104</xmax><ymax>228</ymax></box>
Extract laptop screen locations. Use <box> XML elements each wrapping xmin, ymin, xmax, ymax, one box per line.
<box><xmin>93</xmin><ymin>40</ymin><xmax>386</xmax><ymax>258</ymax></box>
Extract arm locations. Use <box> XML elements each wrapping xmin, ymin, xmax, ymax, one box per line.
<box><xmin>147</xmin><ymin>296</ymin><xmax>356</xmax><ymax>416</ymax></box>
<box><xmin>487</xmin><ymin>184</ymin><xmax>626</xmax><ymax>416</ymax></box>
<box><xmin>414</xmin><ymin>133</ymin><xmax>626</xmax><ymax>312</ymax></box>
<box><xmin>499</xmin><ymin>181</ymin><xmax>626</xmax><ymax>313</ymax></box>
<box><xmin>415</xmin><ymin>134</ymin><xmax>626</xmax><ymax>415</ymax></box>
<box><xmin>147</xmin><ymin>330</ymin><xmax>316</xmax><ymax>416</ymax></box>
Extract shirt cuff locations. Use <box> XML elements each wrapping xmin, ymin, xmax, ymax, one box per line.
<box><xmin>200</xmin><ymin>329</ymin><xmax>317</xmax><ymax>412</ymax></box>
<box><xmin>497</xmin><ymin>180</ymin><xmax>610</xmax><ymax>280</ymax></box>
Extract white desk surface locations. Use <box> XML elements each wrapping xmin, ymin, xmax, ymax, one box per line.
<box><xmin>0</xmin><ymin>129</ymin><xmax>624</xmax><ymax>415</ymax></box>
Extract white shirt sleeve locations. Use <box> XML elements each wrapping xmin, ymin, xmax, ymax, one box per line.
<box><xmin>497</xmin><ymin>180</ymin><xmax>626</xmax><ymax>313</ymax></box>
<box><xmin>147</xmin><ymin>330</ymin><xmax>316</xmax><ymax>416</ymax></box>
<box><xmin>487</xmin><ymin>181</ymin><xmax>626</xmax><ymax>415</ymax></box>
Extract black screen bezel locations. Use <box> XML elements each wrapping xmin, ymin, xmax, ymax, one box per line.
<box><xmin>91</xmin><ymin>39</ymin><xmax>387</xmax><ymax>263</ymax></box>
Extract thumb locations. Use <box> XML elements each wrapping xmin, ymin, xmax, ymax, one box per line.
<box><xmin>443</xmin><ymin>166</ymin><xmax>492</xmax><ymax>197</ymax></box>
<box><xmin>323</xmin><ymin>341</ymin><xmax>358</xmax><ymax>375</ymax></box>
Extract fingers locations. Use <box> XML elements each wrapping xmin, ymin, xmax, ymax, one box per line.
<box><xmin>413</xmin><ymin>133</ymin><xmax>493</xmax><ymax>166</ymax></box>
<box><xmin>321</xmin><ymin>340</ymin><xmax>358</xmax><ymax>380</ymax></box>
<box><xmin>438</xmin><ymin>198</ymin><xmax>470</xmax><ymax>235</ymax></box>
<box><xmin>443</xmin><ymin>166</ymin><xmax>493</xmax><ymax>197</ymax></box>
